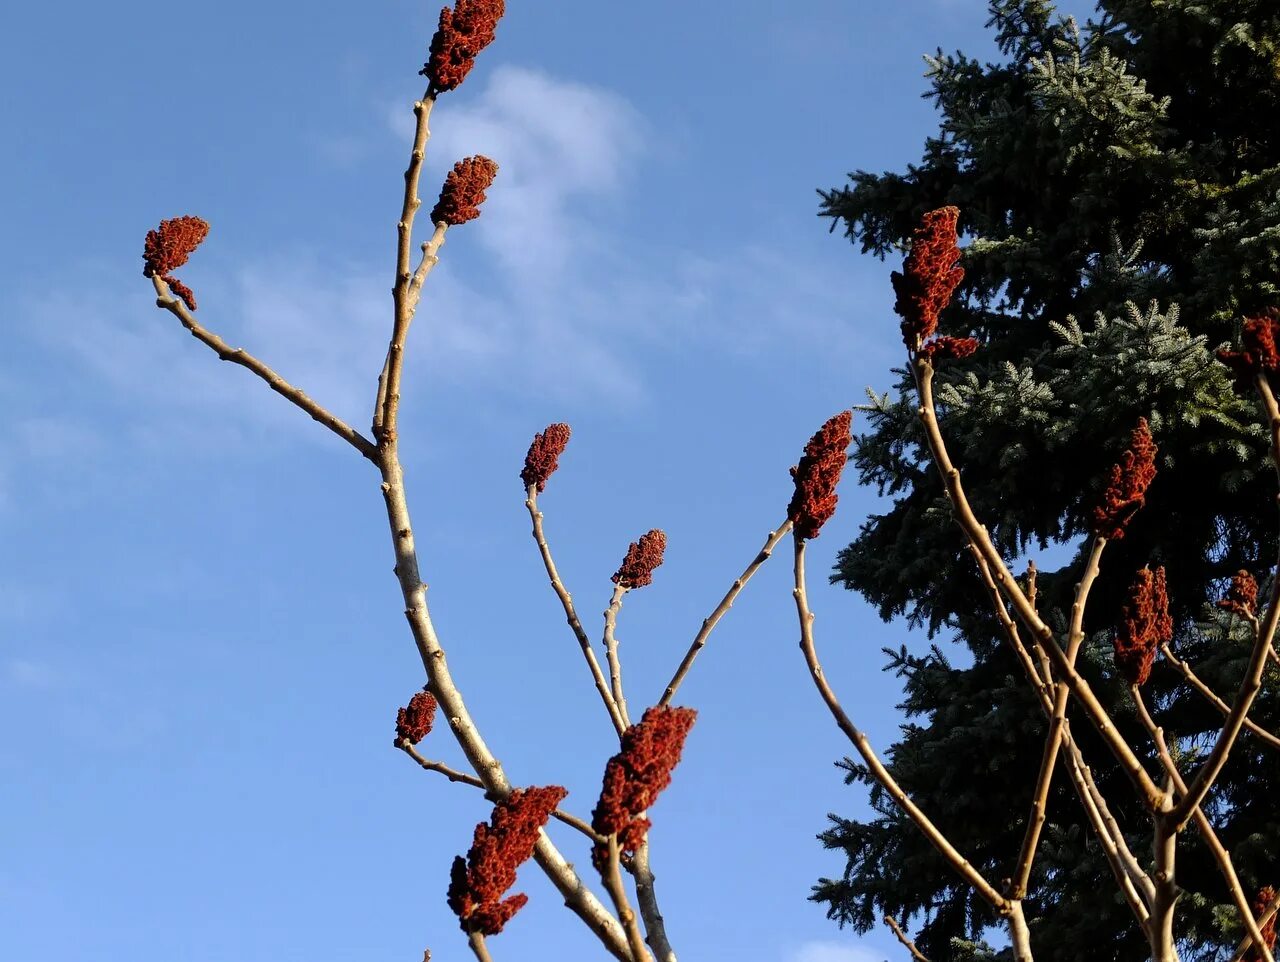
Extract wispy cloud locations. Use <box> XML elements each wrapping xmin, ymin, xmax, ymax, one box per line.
<box><xmin>419</xmin><ymin>65</ymin><xmax>646</xmax><ymax>283</ymax></box>
<box><xmin>16</xmin><ymin>65</ymin><xmax>865</xmax><ymax>469</ymax></box>
<box><xmin>5</xmin><ymin>659</ymin><xmax>58</xmax><ymax>690</ymax></box>
<box><xmin>786</xmin><ymin>940</ymin><xmax>885</xmax><ymax>962</ymax></box>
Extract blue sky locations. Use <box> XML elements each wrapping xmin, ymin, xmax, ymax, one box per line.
<box><xmin>2</xmin><ymin>2</ymin><xmax>1093</xmax><ymax>961</ymax></box>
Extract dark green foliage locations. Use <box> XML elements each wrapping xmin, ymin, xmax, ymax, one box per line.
<box><xmin>815</xmin><ymin>1</ymin><xmax>1280</xmax><ymax>958</ymax></box>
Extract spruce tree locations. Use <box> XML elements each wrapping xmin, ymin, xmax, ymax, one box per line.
<box><xmin>816</xmin><ymin>2</ymin><xmax>1280</xmax><ymax>959</ymax></box>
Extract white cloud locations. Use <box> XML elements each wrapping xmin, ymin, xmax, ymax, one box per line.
<box><xmin>786</xmin><ymin>941</ymin><xmax>886</xmax><ymax>962</ymax></box>
<box><xmin>15</xmin><ymin>65</ymin><xmax>865</xmax><ymax>465</ymax></box>
<box><xmin>6</xmin><ymin>659</ymin><xmax>58</xmax><ymax>690</ymax></box>
<box><xmin>425</xmin><ymin>65</ymin><xmax>645</xmax><ymax>282</ymax></box>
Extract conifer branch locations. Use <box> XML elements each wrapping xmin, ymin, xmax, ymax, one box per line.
<box><xmin>659</xmin><ymin>522</ymin><xmax>792</xmax><ymax>706</ymax></box>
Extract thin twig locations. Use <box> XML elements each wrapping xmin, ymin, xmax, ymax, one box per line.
<box><xmin>973</xmin><ymin>548</ymin><xmax>1051</xmax><ymax>703</ymax></box>
<box><xmin>604</xmin><ymin>584</ymin><xmax>632</xmax><ymax>729</ymax></box>
<box><xmin>526</xmin><ymin>487</ymin><xmax>627</xmax><ymax>735</ymax></box>
<box><xmin>972</xmin><ymin>540</ymin><xmax>1153</xmax><ymax>919</ymax></box>
<box><xmin>382</xmin><ymin>456</ymin><xmax>630</xmax><ymax>959</ymax></box>
<box><xmin>397</xmin><ymin>740</ymin><xmax>603</xmax><ymax>842</ymax></box>
<box><xmin>408</xmin><ymin>232</ymin><xmax>447</xmax><ymax>313</ymax></box>
<box><xmin>601</xmin><ymin>836</ymin><xmax>652</xmax><ymax>962</ymax></box>
<box><xmin>626</xmin><ymin>842</ymin><xmax>676</xmax><ymax>962</ymax></box>
<box><xmin>374</xmin><ymin>226</ymin><xmax>449</xmax><ymax>439</ymax></box>
<box><xmin>792</xmin><ymin>535</ymin><xmax>1010</xmax><ymax>912</ymax></box>
<box><xmin>1062</xmin><ymin>725</ymin><xmax>1154</xmax><ymax>919</ymax></box>
<box><xmin>1011</xmin><ymin>535</ymin><xmax>1107</xmax><ymax>899</ymax></box>
<box><xmin>659</xmin><ymin>522</ymin><xmax>792</xmax><ymax>706</ymax></box>
<box><xmin>151</xmin><ymin>275</ymin><xmax>378</xmax><ymax>461</ymax></box>
<box><xmin>1161</xmin><ymin>643</ymin><xmax>1280</xmax><ymax>752</ymax></box>
<box><xmin>596</xmin><ymin>577</ymin><xmax>668</xmax><ymax>955</ymax></box>
<box><xmin>885</xmin><ymin>915</ymin><xmax>930</xmax><ymax>962</ymax></box>
<box><xmin>376</xmin><ymin>93</ymin><xmax>440</xmax><ymax>442</ymax></box>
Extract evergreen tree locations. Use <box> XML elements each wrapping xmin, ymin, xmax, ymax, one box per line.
<box><xmin>816</xmin><ymin>2</ymin><xmax>1280</xmax><ymax>958</ymax></box>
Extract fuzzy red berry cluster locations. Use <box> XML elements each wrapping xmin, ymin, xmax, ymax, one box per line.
<box><xmin>431</xmin><ymin>156</ymin><xmax>499</xmax><ymax>226</ymax></box>
<box><xmin>612</xmin><ymin>530</ymin><xmax>667</xmax><ymax>589</ymax></box>
<box><xmin>1092</xmin><ymin>418</ymin><xmax>1157</xmax><ymax>540</ymax></box>
<box><xmin>1218</xmin><ymin>569</ymin><xmax>1260</xmax><ymax>619</ymax></box>
<box><xmin>1112</xmin><ymin>566</ymin><xmax>1173</xmax><ymax>687</ymax></box>
<box><xmin>788</xmin><ymin>411</ymin><xmax>853</xmax><ymax>541</ymax></box>
<box><xmin>591</xmin><ymin>706</ymin><xmax>696</xmax><ymax>871</ymax></box>
<box><xmin>142</xmin><ymin>215</ymin><xmax>209</xmax><ymax>311</ymax></box>
<box><xmin>447</xmin><ymin>785</ymin><xmax>566</xmax><ymax>935</ymax></box>
<box><xmin>396</xmin><ymin>689</ymin><xmax>438</xmax><ymax>745</ymax></box>
<box><xmin>422</xmin><ymin>0</ymin><xmax>504</xmax><ymax>93</ymax></box>
<box><xmin>1218</xmin><ymin>312</ymin><xmax>1280</xmax><ymax>388</ymax></box>
<box><xmin>520</xmin><ymin>423</ymin><xmax>572</xmax><ymax>493</ymax></box>
<box><xmin>892</xmin><ymin>206</ymin><xmax>972</xmax><ymax>358</ymax></box>
<box><xmin>1245</xmin><ymin>885</ymin><xmax>1278</xmax><ymax>962</ymax></box>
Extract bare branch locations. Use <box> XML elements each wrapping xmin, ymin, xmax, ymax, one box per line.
<box><xmin>912</xmin><ymin>358</ymin><xmax>1165</xmax><ymax>811</ymax></box>
<box><xmin>375</xmin><ymin>225</ymin><xmax>449</xmax><ymax>439</ymax></box>
<box><xmin>1233</xmin><ymin>890</ymin><xmax>1280</xmax><ymax>962</ymax></box>
<box><xmin>526</xmin><ymin>487</ymin><xmax>627</xmax><ymax>735</ymax></box>
<box><xmin>659</xmin><ymin>521</ymin><xmax>792</xmax><ymax>707</ymax></box>
<box><xmin>396</xmin><ymin>740</ymin><xmax>603</xmax><ymax>842</ymax></box>
<box><xmin>151</xmin><ymin>275</ymin><xmax>378</xmax><ymax>461</ymax></box>
<box><xmin>1011</xmin><ymin>535</ymin><xmax>1108</xmax><ymax>899</ymax></box>
<box><xmin>1160</xmin><ymin>643</ymin><xmax>1280</xmax><ymax>752</ymax></box>
<box><xmin>600</xmin><ymin>836</ymin><xmax>652</xmax><ymax>962</ymax></box>
<box><xmin>1150</xmin><ymin>804</ymin><xmax>1178</xmax><ymax>962</ymax></box>
<box><xmin>1171</xmin><ymin>372</ymin><xmax>1280</xmax><ymax>829</ymax></box>
<box><xmin>885</xmin><ymin>915</ymin><xmax>930</xmax><ymax>962</ymax></box>
<box><xmin>972</xmin><ymin>540</ymin><xmax>1153</xmax><ymax>919</ymax></box>
<box><xmin>365</xmin><ymin>90</ymin><xmax>631</xmax><ymax>958</ymax></box>
<box><xmin>375</xmin><ymin>92</ymin><xmax>440</xmax><ymax>442</ymax></box>
<box><xmin>627</xmin><ymin>843</ymin><xmax>676</xmax><ymax>962</ymax></box>
<box><xmin>604</xmin><ymin>584</ymin><xmax>633</xmax><ymax>728</ymax></box>
<box><xmin>467</xmin><ymin>931</ymin><xmax>494</xmax><ymax>962</ymax></box>
<box><xmin>792</xmin><ymin>535</ymin><xmax>1010</xmax><ymax>913</ymax></box>
<box><xmin>1132</xmin><ymin>689</ymin><xmax>1274</xmax><ymax>961</ymax></box>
